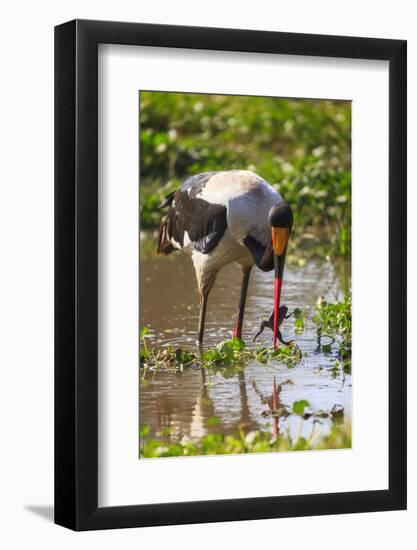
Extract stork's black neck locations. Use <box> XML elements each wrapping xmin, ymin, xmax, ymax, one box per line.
<box><xmin>243</xmin><ymin>235</ymin><xmax>274</xmax><ymax>272</ymax></box>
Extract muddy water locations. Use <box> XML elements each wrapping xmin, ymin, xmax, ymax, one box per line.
<box><xmin>140</xmin><ymin>238</ymin><xmax>351</xmax><ymax>444</ymax></box>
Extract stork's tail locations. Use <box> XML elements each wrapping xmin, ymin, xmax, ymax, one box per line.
<box><xmin>157</xmin><ymin>219</ymin><xmax>175</xmax><ymax>255</ymax></box>
<box><xmin>156</xmin><ymin>191</ymin><xmax>176</xmax><ymax>255</ymax></box>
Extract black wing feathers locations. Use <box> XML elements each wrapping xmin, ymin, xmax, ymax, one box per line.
<box><xmin>157</xmin><ymin>172</ymin><xmax>227</xmax><ymax>255</ymax></box>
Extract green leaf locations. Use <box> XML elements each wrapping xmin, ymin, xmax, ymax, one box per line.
<box><xmin>139</xmin><ymin>424</ymin><xmax>150</xmax><ymax>437</ymax></box>
<box><xmin>292</xmin><ymin>400</ymin><xmax>310</xmax><ymax>415</ymax></box>
<box><xmin>140</xmin><ymin>326</ymin><xmax>149</xmax><ymax>339</ymax></box>
<box><xmin>293</xmin><ymin>308</ymin><xmax>303</xmax><ymax>318</ymax></box>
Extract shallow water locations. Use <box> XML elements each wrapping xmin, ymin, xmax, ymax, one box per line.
<box><xmin>140</xmin><ymin>238</ymin><xmax>351</xmax><ymax>445</ymax></box>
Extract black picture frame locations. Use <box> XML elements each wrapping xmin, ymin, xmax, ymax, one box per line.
<box><xmin>55</xmin><ymin>19</ymin><xmax>407</xmax><ymax>531</ymax></box>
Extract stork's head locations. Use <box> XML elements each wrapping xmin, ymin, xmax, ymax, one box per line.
<box><xmin>268</xmin><ymin>202</ymin><xmax>293</xmax><ymax>350</ymax></box>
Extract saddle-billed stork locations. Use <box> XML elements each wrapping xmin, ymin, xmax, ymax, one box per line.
<box><xmin>157</xmin><ymin>170</ymin><xmax>293</xmax><ymax>349</ymax></box>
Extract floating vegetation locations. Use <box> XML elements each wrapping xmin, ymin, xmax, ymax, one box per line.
<box><xmin>140</xmin><ymin>293</ymin><xmax>351</xmax><ymax>383</ymax></box>
<box><xmin>140</xmin><ymin>292</ymin><xmax>352</xmax><ymax>378</ymax></box>
<box><xmin>139</xmin><ymin>300</ymin><xmax>351</xmax><ymax>455</ymax></box>
<box><xmin>292</xmin><ymin>399</ymin><xmax>310</xmax><ymax>415</ymax></box>
<box><xmin>139</xmin><ymin>421</ymin><xmax>351</xmax><ymax>458</ymax></box>
<box><xmin>140</xmin><ymin>335</ymin><xmax>303</xmax><ymax>379</ymax></box>
<box><xmin>293</xmin><ymin>307</ymin><xmax>307</xmax><ymax>333</ymax></box>
<box><xmin>313</xmin><ymin>293</ymin><xmax>352</xmax><ymax>374</ymax></box>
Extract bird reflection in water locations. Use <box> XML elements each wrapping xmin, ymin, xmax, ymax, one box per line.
<box><xmin>251</xmin><ymin>376</ymin><xmax>292</xmax><ymax>437</ymax></box>
<box><xmin>145</xmin><ymin>367</ymin><xmax>258</xmax><ymax>443</ymax></box>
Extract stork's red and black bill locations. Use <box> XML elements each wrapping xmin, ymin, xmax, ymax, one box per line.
<box><xmin>272</xmin><ymin>227</ymin><xmax>289</xmax><ymax>350</ymax></box>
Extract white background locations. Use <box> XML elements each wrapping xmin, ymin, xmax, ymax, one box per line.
<box><xmin>0</xmin><ymin>1</ymin><xmax>415</xmax><ymax>549</ymax></box>
<box><xmin>99</xmin><ymin>46</ymin><xmax>389</xmax><ymax>506</ymax></box>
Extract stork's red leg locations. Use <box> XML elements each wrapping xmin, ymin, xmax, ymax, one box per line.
<box><xmin>233</xmin><ymin>266</ymin><xmax>252</xmax><ymax>340</ymax></box>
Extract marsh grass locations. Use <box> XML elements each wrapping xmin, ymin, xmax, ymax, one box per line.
<box><xmin>139</xmin><ymin>421</ymin><xmax>351</xmax><ymax>458</ymax></box>
<box><xmin>139</xmin><ymin>92</ymin><xmax>351</xmax><ymax>258</ymax></box>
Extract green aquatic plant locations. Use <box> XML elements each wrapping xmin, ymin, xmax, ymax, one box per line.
<box><xmin>139</xmin><ymin>332</ymin><xmax>302</xmax><ymax>376</ymax></box>
<box><xmin>293</xmin><ymin>307</ymin><xmax>307</xmax><ymax>333</ymax></box>
<box><xmin>139</xmin><ymin>326</ymin><xmax>150</xmax><ymax>361</ymax></box>
<box><xmin>313</xmin><ymin>293</ymin><xmax>352</xmax><ymax>374</ymax></box>
<box><xmin>292</xmin><ymin>399</ymin><xmax>310</xmax><ymax>415</ymax></box>
<box><xmin>139</xmin><ymin>291</ymin><xmax>352</xmax><ymax>379</ymax></box>
<box><xmin>313</xmin><ymin>294</ymin><xmax>351</xmax><ymax>340</ymax></box>
<box><xmin>267</xmin><ymin>343</ymin><xmax>302</xmax><ymax>368</ymax></box>
<box><xmin>202</xmin><ymin>338</ymin><xmax>246</xmax><ymax>367</ymax></box>
<box><xmin>139</xmin><ymin>421</ymin><xmax>352</xmax><ymax>458</ymax></box>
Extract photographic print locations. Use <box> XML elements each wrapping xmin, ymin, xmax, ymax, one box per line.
<box><xmin>139</xmin><ymin>91</ymin><xmax>351</xmax><ymax>459</ymax></box>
